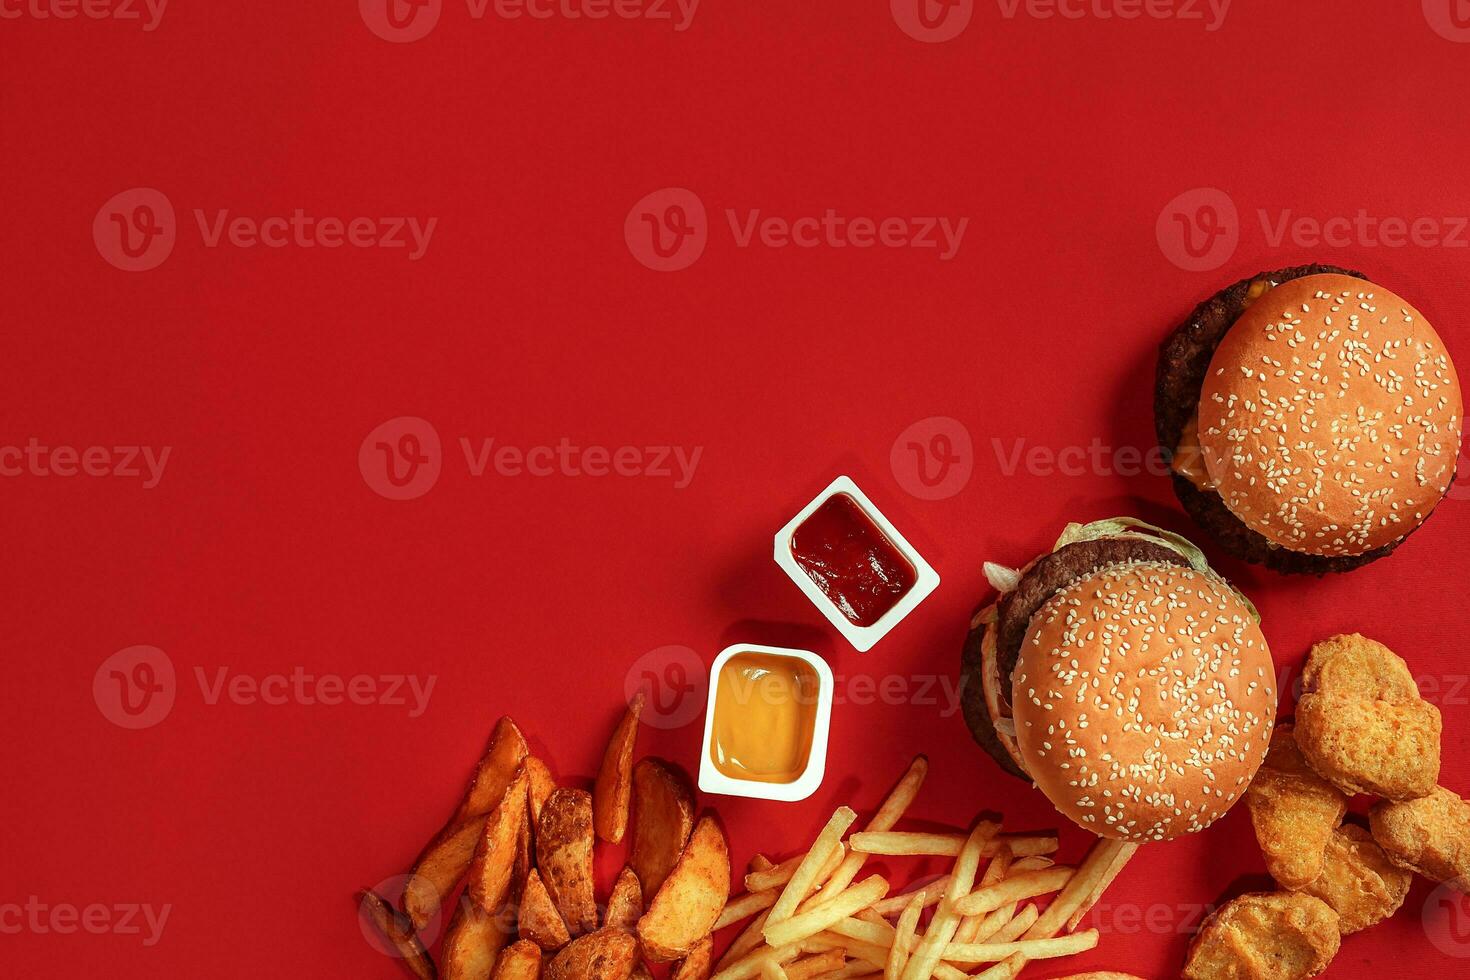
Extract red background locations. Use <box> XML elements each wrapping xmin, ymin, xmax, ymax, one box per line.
<box><xmin>3</xmin><ymin>1</ymin><xmax>1469</xmax><ymax>977</ymax></box>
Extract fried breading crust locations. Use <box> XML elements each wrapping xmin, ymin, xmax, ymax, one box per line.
<box><xmin>1370</xmin><ymin>787</ymin><xmax>1470</xmax><ymax>892</ymax></box>
<box><xmin>1183</xmin><ymin>892</ymin><xmax>1340</xmax><ymax>980</ymax></box>
<box><xmin>1296</xmin><ymin>825</ymin><xmax>1412</xmax><ymax>933</ymax></box>
<box><xmin>1295</xmin><ymin>635</ymin><xmax>1441</xmax><ymax>800</ymax></box>
<box><xmin>1247</xmin><ymin>725</ymin><xmax>1348</xmax><ymax>889</ymax></box>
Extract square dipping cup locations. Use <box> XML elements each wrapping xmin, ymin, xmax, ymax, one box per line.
<box><xmin>698</xmin><ymin>644</ymin><xmax>833</xmax><ymax>802</ymax></box>
<box><xmin>774</xmin><ymin>476</ymin><xmax>940</xmax><ymax>652</ymax></box>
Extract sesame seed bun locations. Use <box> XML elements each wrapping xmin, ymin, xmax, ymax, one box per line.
<box><xmin>1198</xmin><ymin>274</ymin><xmax>1462</xmax><ymax>558</ymax></box>
<box><xmin>1013</xmin><ymin>561</ymin><xmax>1276</xmax><ymax>843</ymax></box>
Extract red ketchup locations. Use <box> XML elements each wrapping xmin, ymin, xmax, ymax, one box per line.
<box><xmin>790</xmin><ymin>493</ymin><xmax>916</xmax><ymax>627</ymax></box>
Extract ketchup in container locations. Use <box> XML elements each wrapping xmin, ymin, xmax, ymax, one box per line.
<box><xmin>789</xmin><ymin>493</ymin><xmax>917</xmax><ymax>627</ymax></box>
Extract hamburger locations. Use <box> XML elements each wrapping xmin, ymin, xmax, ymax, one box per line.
<box><xmin>1157</xmin><ymin>266</ymin><xmax>1462</xmax><ymax>573</ymax></box>
<box><xmin>961</xmin><ymin>519</ymin><xmax>1277</xmax><ymax>843</ymax></box>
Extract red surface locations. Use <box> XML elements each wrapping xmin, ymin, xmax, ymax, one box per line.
<box><xmin>4</xmin><ymin>2</ymin><xmax>1470</xmax><ymax>977</ymax></box>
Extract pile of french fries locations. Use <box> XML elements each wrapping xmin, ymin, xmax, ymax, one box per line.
<box><xmin>710</xmin><ymin>756</ymin><xmax>1140</xmax><ymax>980</ymax></box>
<box><xmin>359</xmin><ymin>700</ymin><xmax>735</xmax><ymax>980</ymax></box>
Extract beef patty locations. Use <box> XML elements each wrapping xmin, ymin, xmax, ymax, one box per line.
<box><xmin>1152</xmin><ymin>263</ymin><xmax>1420</xmax><ymax>575</ymax></box>
<box><xmin>960</xmin><ymin>537</ymin><xmax>1192</xmax><ymax>780</ymax></box>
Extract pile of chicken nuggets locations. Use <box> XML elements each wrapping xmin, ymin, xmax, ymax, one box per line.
<box><xmin>1183</xmin><ymin>634</ymin><xmax>1470</xmax><ymax>979</ymax></box>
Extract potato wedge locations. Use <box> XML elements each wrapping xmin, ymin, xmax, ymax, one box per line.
<box><xmin>631</xmin><ymin>965</ymin><xmax>653</xmax><ymax>980</ymax></box>
<box><xmin>357</xmin><ymin>888</ymin><xmax>437</xmax><ymax>980</ymax></box>
<box><xmin>546</xmin><ymin>927</ymin><xmax>639</xmax><ymax>980</ymax></box>
<box><xmin>629</xmin><ymin>758</ymin><xmax>696</xmax><ymax>896</ymax></box>
<box><xmin>525</xmin><ymin>756</ymin><xmax>556</xmax><ymax>826</ymax></box>
<box><xmin>467</xmin><ymin>767</ymin><xmax>530</xmax><ymax>915</ymax></box>
<box><xmin>537</xmin><ymin>787</ymin><xmax>599</xmax><ymax>936</ymax></box>
<box><xmin>672</xmin><ymin>934</ymin><xmax>713</xmax><ymax>980</ymax></box>
<box><xmin>606</xmin><ymin>866</ymin><xmax>644</xmax><ymax>932</ymax></box>
<box><xmin>520</xmin><ymin>869</ymin><xmax>572</xmax><ymax>951</ymax></box>
<box><xmin>491</xmin><ymin>940</ymin><xmax>543</xmax><ymax>980</ymax></box>
<box><xmin>405</xmin><ymin>718</ymin><xmax>529</xmax><ymax>930</ymax></box>
<box><xmin>595</xmin><ymin>693</ymin><xmax>646</xmax><ymax>843</ymax></box>
<box><xmin>441</xmin><ymin>902</ymin><xmax>513</xmax><ymax>980</ymax></box>
<box><xmin>638</xmin><ymin>815</ymin><xmax>731</xmax><ymax>962</ymax></box>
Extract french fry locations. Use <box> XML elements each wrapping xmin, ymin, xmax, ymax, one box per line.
<box><xmin>593</xmin><ymin>693</ymin><xmax>645</xmax><ymax>844</ymax></box>
<box><xmin>941</xmin><ymin>931</ymin><xmax>1099</xmax><ymax>964</ymax></box>
<box><xmin>711</xmin><ymin>942</ymin><xmax>801</xmax><ymax>980</ymax></box>
<box><xmin>786</xmin><ymin>948</ymin><xmax>847</xmax><ymax>979</ymax></box>
<box><xmin>605</xmin><ymin>866</ymin><xmax>643</xmax><ymax>932</ymax></box>
<box><xmin>848</xmin><ymin>833</ymin><xmax>1056</xmax><ymax>860</ymax></box>
<box><xmin>955</xmin><ymin>847</ymin><xmax>1012</xmax><ymax>944</ymax></box>
<box><xmin>954</xmin><ymin>868</ymin><xmax>1074</xmax><ymax>917</ymax></box>
<box><xmin>748</xmin><ymin>843</ymin><xmax>846</xmax><ymax>894</ymax></box>
<box><xmin>1024</xmin><ymin>839</ymin><xmax>1129</xmax><ymax>942</ymax></box>
<box><xmin>536</xmin><ymin>788</ymin><xmax>599</xmax><ymax>936</ymax></box>
<box><xmin>760</xmin><ymin>962</ymin><xmax>790</xmax><ymax>980</ymax></box>
<box><xmin>717</xmin><ymin>888</ymin><xmax>778</xmax><ymax>931</ymax></box>
<box><xmin>767</xmin><ymin>808</ymin><xmax>858</xmax><ymax>926</ymax></box>
<box><xmin>871</xmin><ymin>879</ymin><xmax>950</xmax><ymax>917</ymax></box>
<box><xmin>765</xmin><ymin>876</ymin><xmax>890</xmax><ymax>950</ymax></box>
<box><xmin>673</xmin><ymin>935</ymin><xmax>715</xmax><ymax>980</ymax></box>
<box><xmin>357</xmin><ymin>889</ymin><xmax>437</xmax><ymax>980</ymax></box>
<box><xmin>807</xmin><ymin>931</ymin><xmax>887</xmax><ymax>968</ymax></box>
<box><xmin>1064</xmin><ymin>843</ymin><xmax>1138</xmax><ymax>932</ymax></box>
<box><xmin>638</xmin><ymin>815</ymin><xmax>732</xmax><ymax>961</ymax></box>
<box><xmin>717</xmin><ymin>909</ymin><xmax>771</xmax><ymax>970</ymax></box>
<box><xmin>518</xmin><ymin>869</ymin><xmax>570</xmax><ymax>951</ymax></box>
<box><xmin>403</xmin><ymin>718</ymin><xmax>528</xmax><ymax>930</ymax></box>
<box><xmin>813</xmin><ymin>756</ymin><xmax>928</xmax><ymax>906</ymax></box>
<box><xmin>750</xmin><ymin>854</ymin><xmax>776</xmax><ymax>874</ymax></box>
<box><xmin>971</xmin><ymin>955</ymin><xmax>1025</xmax><ymax>980</ymax></box>
<box><xmin>989</xmin><ymin>905</ymin><xmax>1038</xmax><ymax>944</ymax></box>
<box><xmin>899</xmin><ymin>821</ymin><xmax>998</xmax><ymax>980</ymax></box>
<box><xmin>630</xmin><ymin>758</ymin><xmax>697</xmax><ymax>897</ymax></box>
<box><xmin>885</xmin><ymin>890</ymin><xmax>925</xmax><ymax>980</ymax></box>
<box><xmin>827</xmin><ymin>914</ymin><xmax>897</xmax><ymax>949</ymax></box>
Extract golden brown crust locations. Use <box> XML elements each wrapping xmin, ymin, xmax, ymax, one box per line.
<box><xmin>1183</xmin><ymin>892</ymin><xmax>1340</xmax><ymax>980</ymax></box>
<box><xmin>1370</xmin><ymin>787</ymin><xmax>1470</xmax><ymax>891</ymax></box>
<box><xmin>1246</xmin><ymin>725</ymin><xmax>1348</xmax><ymax>889</ymax></box>
<box><xmin>1295</xmin><ymin>825</ymin><xmax>1412</xmax><ymax>933</ymax></box>
<box><xmin>1197</xmin><ymin>274</ymin><xmax>1461</xmax><ymax>558</ymax></box>
<box><xmin>1295</xmin><ymin>635</ymin><xmax>1441</xmax><ymax>800</ymax></box>
<box><xmin>1014</xmin><ymin>562</ymin><xmax>1276</xmax><ymax>842</ymax></box>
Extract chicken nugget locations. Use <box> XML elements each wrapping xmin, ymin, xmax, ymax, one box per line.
<box><xmin>1183</xmin><ymin>892</ymin><xmax>1340</xmax><ymax>980</ymax></box>
<box><xmin>1296</xmin><ymin>824</ymin><xmax>1412</xmax><ymax>933</ymax></box>
<box><xmin>1247</xmin><ymin>725</ymin><xmax>1348</xmax><ymax>889</ymax></box>
<box><xmin>1370</xmin><ymin>787</ymin><xmax>1470</xmax><ymax>892</ymax></box>
<box><xmin>1295</xmin><ymin>634</ymin><xmax>1441</xmax><ymax>800</ymax></box>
